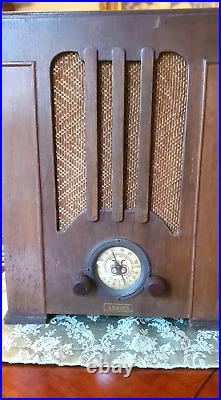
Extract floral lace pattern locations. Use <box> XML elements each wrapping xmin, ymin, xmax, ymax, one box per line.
<box><xmin>2</xmin><ymin>275</ymin><xmax>218</xmax><ymax>368</ymax></box>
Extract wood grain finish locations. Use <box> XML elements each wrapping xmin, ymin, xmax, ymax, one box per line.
<box><xmin>84</xmin><ymin>48</ymin><xmax>98</xmax><ymax>222</ymax></box>
<box><xmin>136</xmin><ymin>47</ymin><xmax>154</xmax><ymax>223</ymax></box>
<box><xmin>192</xmin><ymin>63</ymin><xmax>218</xmax><ymax>321</ymax></box>
<box><xmin>112</xmin><ymin>47</ymin><xmax>125</xmax><ymax>222</ymax></box>
<box><xmin>2</xmin><ymin>11</ymin><xmax>217</xmax><ymax>62</ymax></box>
<box><xmin>2</xmin><ymin>63</ymin><xmax>46</xmax><ymax>322</ymax></box>
<box><xmin>2</xmin><ymin>10</ymin><xmax>218</xmax><ymax>323</ymax></box>
<box><xmin>45</xmin><ymin>211</ymin><xmax>195</xmax><ymax>317</ymax></box>
<box><xmin>2</xmin><ymin>364</ymin><xmax>218</xmax><ymax>399</ymax></box>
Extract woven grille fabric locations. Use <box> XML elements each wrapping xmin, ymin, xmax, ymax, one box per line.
<box><xmin>52</xmin><ymin>52</ymin><xmax>86</xmax><ymax>231</ymax></box>
<box><xmin>124</xmin><ymin>62</ymin><xmax>141</xmax><ymax>209</ymax></box>
<box><xmin>150</xmin><ymin>53</ymin><xmax>188</xmax><ymax>233</ymax></box>
<box><xmin>98</xmin><ymin>62</ymin><xmax>113</xmax><ymax>210</ymax></box>
<box><xmin>52</xmin><ymin>52</ymin><xmax>187</xmax><ymax>233</ymax></box>
<box><xmin>98</xmin><ymin>61</ymin><xmax>141</xmax><ymax>210</ymax></box>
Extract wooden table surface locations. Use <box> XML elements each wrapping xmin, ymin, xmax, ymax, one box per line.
<box><xmin>2</xmin><ymin>364</ymin><xmax>218</xmax><ymax>398</ymax></box>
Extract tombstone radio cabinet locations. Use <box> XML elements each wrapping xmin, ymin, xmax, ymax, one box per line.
<box><xmin>2</xmin><ymin>9</ymin><xmax>218</xmax><ymax>326</ymax></box>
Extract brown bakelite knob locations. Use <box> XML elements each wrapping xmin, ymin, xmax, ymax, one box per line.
<box><xmin>73</xmin><ymin>274</ymin><xmax>93</xmax><ymax>296</ymax></box>
<box><xmin>147</xmin><ymin>276</ymin><xmax>167</xmax><ymax>297</ymax></box>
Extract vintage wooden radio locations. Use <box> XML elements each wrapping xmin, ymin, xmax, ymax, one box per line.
<box><xmin>2</xmin><ymin>9</ymin><xmax>218</xmax><ymax>326</ymax></box>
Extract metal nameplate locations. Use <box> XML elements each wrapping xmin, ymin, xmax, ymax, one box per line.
<box><xmin>103</xmin><ymin>303</ymin><xmax>133</xmax><ymax>313</ymax></box>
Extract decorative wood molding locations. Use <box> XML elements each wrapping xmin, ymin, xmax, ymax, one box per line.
<box><xmin>84</xmin><ymin>48</ymin><xmax>98</xmax><ymax>222</ymax></box>
<box><xmin>135</xmin><ymin>47</ymin><xmax>154</xmax><ymax>223</ymax></box>
<box><xmin>112</xmin><ymin>47</ymin><xmax>125</xmax><ymax>222</ymax></box>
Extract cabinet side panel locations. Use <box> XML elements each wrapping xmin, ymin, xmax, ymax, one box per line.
<box><xmin>192</xmin><ymin>63</ymin><xmax>218</xmax><ymax>320</ymax></box>
<box><xmin>2</xmin><ymin>64</ymin><xmax>45</xmax><ymax>320</ymax></box>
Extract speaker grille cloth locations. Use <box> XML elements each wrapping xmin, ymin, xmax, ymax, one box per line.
<box><xmin>151</xmin><ymin>53</ymin><xmax>187</xmax><ymax>233</ymax></box>
<box><xmin>52</xmin><ymin>53</ymin><xmax>86</xmax><ymax>231</ymax></box>
<box><xmin>124</xmin><ymin>62</ymin><xmax>141</xmax><ymax>209</ymax></box>
<box><xmin>97</xmin><ymin>61</ymin><xmax>141</xmax><ymax>210</ymax></box>
<box><xmin>52</xmin><ymin>52</ymin><xmax>187</xmax><ymax>233</ymax></box>
<box><xmin>98</xmin><ymin>62</ymin><xmax>112</xmax><ymax>210</ymax></box>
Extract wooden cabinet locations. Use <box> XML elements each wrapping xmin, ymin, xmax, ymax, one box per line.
<box><xmin>2</xmin><ymin>10</ymin><xmax>218</xmax><ymax>325</ymax></box>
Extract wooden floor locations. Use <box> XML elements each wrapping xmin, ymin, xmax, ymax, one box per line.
<box><xmin>2</xmin><ymin>364</ymin><xmax>218</xmax><ymax>398</ymax></box>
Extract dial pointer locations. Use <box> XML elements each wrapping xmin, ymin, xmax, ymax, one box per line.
<box><xmin>120</xmin><ymin>272</ymin><xmax>126</xmax><ymax>284</ymax></box>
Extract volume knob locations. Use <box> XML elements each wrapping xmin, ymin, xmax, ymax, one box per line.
<box><xmin>73</xmin><ymin>274</ymin><xmax>93</xmax><ymax>296</ymax></box>
<box><xmin>147</xmin><ymin>276</ymin><xmax>167</xmax><ymax>297</ymax></box>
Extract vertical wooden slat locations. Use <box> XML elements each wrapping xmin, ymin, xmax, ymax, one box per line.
<box><xmin>84</xmin><ymin>48</ymin><xmax>98</xmax><ymax>221</ymax></box>
<box><xmin>135</xmin><ymin>47</ymin><xmax>154</xmax><ymax>223</ymax></box>
<box><xmin>3</xmin><ymin>63</ymin><xmax>46</xmax><ymax>323</ymax></box>
<box><xmin>191</xmin><ymin>63</ymin><xmax>218</xmax><ymax>321</ymax></box>
<box><xmin>112</xmin><ymin>47</ymin><xmax>125</xmax><ymax>222</ymax></box>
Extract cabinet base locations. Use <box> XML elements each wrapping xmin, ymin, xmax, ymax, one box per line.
<box><xmin>3</xmin><ymin>312</ymin><xmax>218</xmax><ymax>328</ymax></box>
<box><xmin>189</xmin><ymin>318</ymin><xmax>218</xmax><ymax>329</ymax></box>
<box><xmin>4</xmin><ymin>311</ymin><xmax>48</xmax><ymax>325</ymax></box>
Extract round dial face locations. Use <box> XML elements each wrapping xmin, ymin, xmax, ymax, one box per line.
<box><xmin>88</xmin><ymin>239</ymin><xmax>151</xmax><ymax>297</ymax></box>
<box><xmin>96</xmin><ymin>246</ymin><xmax>141</xmax><ymax>290</ymax></box>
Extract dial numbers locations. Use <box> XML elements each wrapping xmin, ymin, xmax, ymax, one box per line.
<box><xmin>95</xmin><ymin>246</ymin><xmax>142</xmax><ymax>289</ymax></box>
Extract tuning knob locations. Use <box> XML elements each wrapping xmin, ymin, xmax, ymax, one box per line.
<box><xmin>73</xmin><ymin>274</ymin><xmax>94</xmax><ymax>296</ymax></box>
<box><xmin>147</xmin><ymin>276</ymin><xmax>167</xmax><ymax>297</ymax></box>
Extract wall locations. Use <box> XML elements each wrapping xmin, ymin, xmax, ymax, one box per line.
<box><xmin>11</xmin><ymin>2</ymin><xmax>100</xmax><ymax>12</ymax></box>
